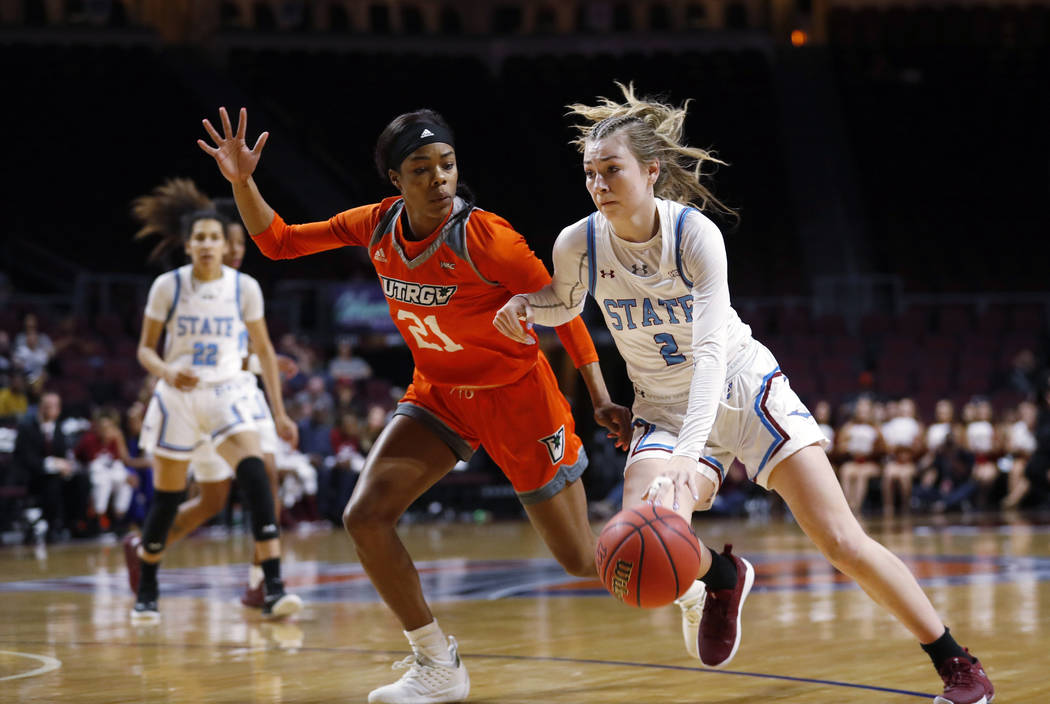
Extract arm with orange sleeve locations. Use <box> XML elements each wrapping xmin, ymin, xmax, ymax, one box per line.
<box><xmin>250</xmin><ymin>204</ymin><xmax>382</xmax><ymax>260</ymax></box>
<box><xmin>473</xmin><ymin>213</ymin><xmax>632</xmax><ymax>448</ymax></box>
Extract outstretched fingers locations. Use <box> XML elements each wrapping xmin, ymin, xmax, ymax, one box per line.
<box><xmin>250</xmin><ymin>130</ymin><xmax>269</xmax><ymax>156</ymax></box>
<box><xmin>235</xmin><ymin>107</ymin><xmax>247</xmax><ymax>141</ymax></box>
<box><xmin>201</xmin><ymin>118</ymin><xmax>223</xmax><ymax>146</ymax></box>
<box><xmin>219</xmin><ymin>106</ymin><xmax>234</xmax><ymax>139</ymax></box>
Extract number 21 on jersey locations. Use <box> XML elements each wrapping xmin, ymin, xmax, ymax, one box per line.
<box><xmin>397</xmin><ymin>311</ymin><xmax>463</xmax><ymax>352</ymax></box>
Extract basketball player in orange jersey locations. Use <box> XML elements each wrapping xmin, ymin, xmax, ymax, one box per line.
<box><xmin>199</xmin><ymin>106</ymin><xmax>632</xmax><ymax>704</ymax></box>
<box><xmin>495</xmin><ymin>84</ymin><xmax>994</xmax><ymax>704</ymax></box>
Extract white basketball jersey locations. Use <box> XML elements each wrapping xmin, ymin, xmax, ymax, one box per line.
<box><xmin>926</xmin><ymin>422</ymin><xmax>952</xmax><ymax>451</ymax></box>
<box><xmin>585</xmin><ymin>199</ymin><xmax>751</xmax><ymax>402</ymax></box>
<box><xmin>844</xmin><ymin>423</ymin><xmax>879</xmax><ymax>456</ymax></box>
<box><xmin>882</xmin><ymin>416</ymin><xmax>920</xmax><ymax>448</ymax></box>
<box><xmin>966</xmin><ymin>420</ymin><xmax>995</xmax><ymax>454</ymax></box>
<box><xmin>146</xmin><ymin>265</ymin><xmax>255</xmax><ymax>384</ymax></box>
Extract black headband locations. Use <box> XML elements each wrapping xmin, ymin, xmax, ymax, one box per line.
<box><xmin>387</xmin><ymin>122</ymin><xmax>456</xmax><ymax>171</ymax></box>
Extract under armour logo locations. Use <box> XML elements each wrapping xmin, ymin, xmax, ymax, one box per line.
<box><xmin>147</xmin><ymin>542</ymin><xmax>163</xmax><ymax>551</ymax></box>
<box><xmin>631</xmin><ymin>263</ymin><xmax>649</xmax><ymax>275</ymax></box>
<box><xmin>374</xmin><ymin>248</ymin><xmax>387</xmax><ymax>262</ymax></box>
<box><xmin>788</xmin><ymin>409</ymin><xmax>812</xmax><ymax>419</ymax></box>
<box><xmin>538</xmin><ymin>426</ymin><xmax>566</xmax><ymax>464</ymax></box>
<box><xmin>420</xmin><ymin>128</ymin><xmax>435</xmax><ymax>138</ymax></box>
<box><xmin>600</xmin><ymin>269</ymin><xmax>615</xmax><ymax>278</ymax></box>
<box><xmin>440</xmin><ymin>261</ymin><xmax>456</xmax><ymax>270</ymax></box>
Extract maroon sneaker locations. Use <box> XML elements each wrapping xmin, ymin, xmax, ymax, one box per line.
<box><xmin>698</xmin><ymin>544</ymin><xmax>755</xmax><ymax>668</ymax></box>
<box><xmin>122</xmin><ymin>534</ymin><xmax>141</xmax><ymax>594</ymax></box>
<box><xmin>240</xmin><ymin>582</ymin><xmax>265</xmax><ymax>609</ymax></box>
<box><xmin>935</xmin><ymin>652</ymin><xmax>994</xmax><ymax>704</ymax></box>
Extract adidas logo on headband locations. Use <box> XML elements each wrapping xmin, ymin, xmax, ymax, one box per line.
<box><xmin>420</xmin><ymin>128</ymin><xmax>434</xmax><ymax>138</ymax></box>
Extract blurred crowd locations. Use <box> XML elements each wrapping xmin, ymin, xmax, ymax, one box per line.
<box><xmin>4</xmin><ymin>306</ymin><xmax>1050</xmax><ymax>546</ymax></box>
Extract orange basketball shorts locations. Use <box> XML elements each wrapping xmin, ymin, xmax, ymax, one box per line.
<box><xmin>396</xmin><ymin>352</ymin><xmax>587</xmax><ymax>505</ymax></box>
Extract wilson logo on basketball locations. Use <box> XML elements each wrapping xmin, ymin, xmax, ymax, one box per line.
<box><xmin>611</xmin><ymin>559</ymin><xmax>634</xmax><ymax>600</ymax></box>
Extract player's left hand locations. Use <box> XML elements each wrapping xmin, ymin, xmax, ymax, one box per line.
<box><xmin>275</xmin><ymin>412</ymin><xmax>298</xmax><ymax>448</ymax></box>
<box><xmin>594</xmin><ymin>401</ymin><xmax>633</xmax><ymax>451</ymax></box>
<box><xmin>493</xmin><ymin>295</ymin><xmax>536</xmax><ymax>345</ymax></box>
<box><xmin>642</xmin><ymin>456</ymin><xmax>704</xmax><ymax>513</ymax></box>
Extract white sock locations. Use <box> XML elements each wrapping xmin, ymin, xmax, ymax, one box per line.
<box><xmin>249</xmin><ymin>564</ymin><xmax>264</xmax><ymax>589</ymax></box>
<box><xmin>405</xmin><ymin>620</ymin><xmax>454</xmax><ymax>665</ymax></box>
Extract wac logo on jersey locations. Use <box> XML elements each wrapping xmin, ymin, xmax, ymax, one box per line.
<box><xmin>379</xmin><ymin>275</ymin><xmax>457</xmax><ymax>306</ymax></box>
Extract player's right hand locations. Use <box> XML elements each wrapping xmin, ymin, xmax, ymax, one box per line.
<box><xmin>167</xmin><ymin>366</ymin><xmax>200</xmax><ymax>392</ymax></box>
<box><xmin>197</xmin><ymin>107</ymin><xmax>269</xmax><ymax>185</ymax></box>
<box><xmin>493</xmin><ymin>294</ymin><xmax>536</xmax><ymax>345</ymax></box>
<box><xmin>275</xmin><ymin>412</ymin><xmax>299</xmax><ymax>448</ymax></box>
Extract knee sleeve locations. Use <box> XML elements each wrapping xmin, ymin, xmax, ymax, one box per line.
<box><xmin>236</xmin><ymin>456</ymin><xmax>279</xmax><ymax>541</ymax></box>
<box><xmin>141</xmin><ymin>490</ymin><xmax>184</xmax><ymax>555</ymax></box>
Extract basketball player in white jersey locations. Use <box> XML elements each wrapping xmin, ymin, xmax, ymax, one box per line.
<box><xmin>133</xmin><ymin>208</ymin><xmax>301</xmax><ymax>622</ymax></box>
<box><xmin>126</xmin><ymin>181</ymin><xmax>293</xmax><ymax>610</ymax></box>
<box><xmin>494</xmin><ymin>83</ymin><xmax>994</xmax><ymax>704</ymax></box>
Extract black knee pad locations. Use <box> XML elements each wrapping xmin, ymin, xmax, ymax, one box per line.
<box><xmin>236</xmin><ymin>456</ymin><xmax>279</xmax><ymax>541</ymax></box>
<box><xmin>141</xmin><ymin>489</ymin><xmax>184</xmax><ymax>555</ymax></box>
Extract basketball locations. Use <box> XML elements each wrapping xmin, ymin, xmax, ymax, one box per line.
<box><xmin>594</xmin><ymin>505</ymin><xmax>702</xmax><ymax>608</ymax></box>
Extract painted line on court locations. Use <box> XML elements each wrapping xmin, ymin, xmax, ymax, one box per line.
<box><xmin>0</xmin><ymin>639</ymin><xmax>931</xmax><ymax>698</ymax></box>
<box><xmin>0</xmin><ymin>650</ymin><xmax>62</xmax><ymax>681</ymax></box>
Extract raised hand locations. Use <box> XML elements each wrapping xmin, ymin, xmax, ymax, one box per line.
<box><xmin>197</xmin><ymin>107</ymin><xmax>269</xmax><ymax>185</ymax></box>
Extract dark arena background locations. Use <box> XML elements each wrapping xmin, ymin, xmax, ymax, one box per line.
<box><xmin>1</xmin><ymin>1</ymin><xmax>1049</xmax><ymax>702</ymax></box>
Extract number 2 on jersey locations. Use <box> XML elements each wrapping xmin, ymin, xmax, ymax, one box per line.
<box><xmin>397</xmin><ymin>311</ymin><xmax>463</xmax><ymax>352</ymax></box>
<box><xmin>654</xmin><ymin>332</ymin><xmax>686</xmax><ymax>366</ymax></box>
<box><xmin>192</xmin><ymin>342</ymin><xmax>218</xmax><ymax>366</ymax></box>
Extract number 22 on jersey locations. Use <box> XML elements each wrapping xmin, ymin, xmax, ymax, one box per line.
<box><xmin>397</xmin><ymin>311</ymin><xmax>463</xmax><ymax>352</ymax></box>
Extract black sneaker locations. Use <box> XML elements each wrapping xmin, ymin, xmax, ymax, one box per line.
<box><xmin>262</xmin><ymin>579</ymin><xmax>303</xmax><ymax>619</ymax></box>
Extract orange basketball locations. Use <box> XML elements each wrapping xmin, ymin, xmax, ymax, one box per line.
<box><xmin>595</xmin><ymin>504</ymin><xmax>702</xmax><ymax>608</ymax></box>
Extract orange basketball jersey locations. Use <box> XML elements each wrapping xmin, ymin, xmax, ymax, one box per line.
<box><xmin>254</xmin><ymin>196</ymin><xmax>597</xmax><ymax>387</ymax></box>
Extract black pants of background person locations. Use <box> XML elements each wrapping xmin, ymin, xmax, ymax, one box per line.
<box><xmin>29</xmin><ymin>471</ymin><xmax>91</xmax><ymax>540</ymax></box>
<box><xmin>1023</xmin><ymin>450</ymin><xmax>1050</xmax><ymax>508</ymax></box>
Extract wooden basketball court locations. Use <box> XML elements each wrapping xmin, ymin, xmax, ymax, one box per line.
<box><xmin>2</xmin><ymin>513</ymin><xmax>1047</xmax><ymax>702</ymax></box>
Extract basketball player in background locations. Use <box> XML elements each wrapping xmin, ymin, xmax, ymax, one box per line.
<box><xmin>125</xmin><ymin>180</ymin><xmax>294</xmax><ymax>609</ymax></box>
<box><xmin>495</xmin><ymin>83</ymin><xmax>994</xmax><ymax>704</ymax></box>
<box><xmin>132</xmin><ymin>206</ymin><xmax>301</xmax><ymax>623</ymax></box>
<box><xmin>199</xmin><ymin>106</ymin><xmax>631</xmax><ymax>704</ymax></box>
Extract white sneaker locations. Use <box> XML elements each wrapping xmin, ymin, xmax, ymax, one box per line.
<box><xmin>674</xmin><ymin>580</ymin><xmax>706</xmax><ymax>659</ymax></box>
<box><xmin>368</xmin><ymin>636</ymin><xmax>470</xmax><ymax>704</ymax></box>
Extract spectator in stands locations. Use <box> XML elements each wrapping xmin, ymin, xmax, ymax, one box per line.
<box><xmin>296</xmin><ymin>402</ymin><xmax>333</xmax><ymax>470</ymax></box>
<box><xmin>836</xmin><ymin>396</ymin><xmax>885</xmax><ymax>514</ymax></box>
<box><xmin>0</xmin><ymin>372</ymin><xmax>30</xmax><ymax>421</ymax></box>
<box><xmin>914</xmin><ymin>434</ymin><xmax>977</xmax><ymax>514</ymax></box>
<box><xmin>1022</xmin><ymin>378</ymin><xmax>1050</xmax><ymax>508</ymax></box>
<box><xmin>319</xmin><ymin>411</ymin><xmax>366</xmax><ymax>524</ymax></box>
<box><xmin>294</xmin><ymin>374</ymin><xmax>335</xmax><ymax>419</ymax></box>
<box><xmin>121</xmin><ymin>401</ymin><xmax>154</xmax><ymax>527</ymax></box>
<box><xmin>922</xmin><ymin>398</ymin><xmax>960</xmax><ymax>463</ymax></box>
<box><xmin>881</xmin><ymin>397</ymin><xmax>924</xmax><ymax>517</ymax></box>
<box><xmin>13</xmin><ymin>318</ymin><xmax>53</xmax><ymax>389</ymax></box>
<box><xmin>328</xmin><ymin>336</ymin><xmax>372</xmax><ymax>383</ymax></box>
<box><xmin>1002</xmin><ymin>348</ymin><xmax>1039</xmax><ymax>398</ymax></box>
<box><xmin>75</xmin><ymin>407</ymin><xmax>136</xmax><ymax>534</ymax></box>
<box><xmin>12</xmin><ymin>391</ymin><xmax>88</xmax><ymax>541</ymax></box>
<box><xmin>334</xmin><ymin>377</ymin><xmax>366</xmax><ymax>419</ymax></box>
<box><xmin>0</xmin><ymin>330</ymin><xmax>12</xmax><ymax>374</ymax></box>
<box><xmin>1000</xmin><ymin>400</ymin><xmax>1036</xmax><ymax>509</ymax></box>
<box><xmin>14</xmin><ymin>313</ymin><xmax>52</xmax><ymax>351</ymax></box>
<box><xmin>964</xmin><ymin>397</ymin><xmax>1000</xmax><ymax>510</ymax></box>
<box><xmin>359</xmin><ymin>403</ymin><xmax>390</xmax><ymax>455</ymax></box>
